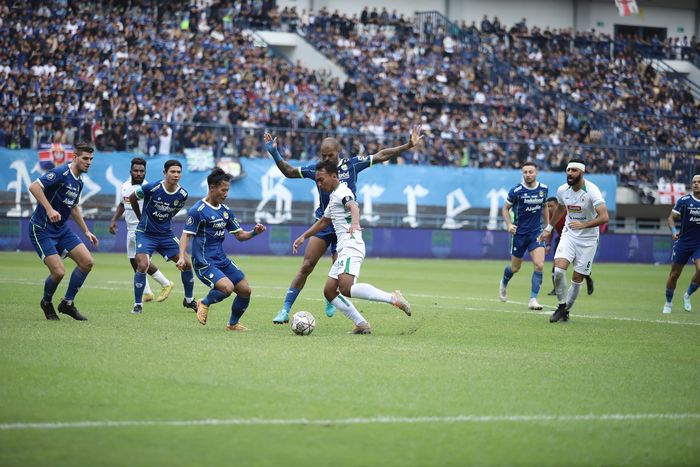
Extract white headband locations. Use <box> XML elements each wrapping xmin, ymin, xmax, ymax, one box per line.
<box><xmin>567</xmin><ymin>162</ymin><xmax>585</xmax><ymax>172</ymax></box>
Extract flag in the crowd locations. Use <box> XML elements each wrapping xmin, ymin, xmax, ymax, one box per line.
<box><xmin>658</xmin><ymin>182</ymin><xmax>687</xmax><ymax>204</ymax></box>
<box><xmin>38</xmin><ymin>143</ymin><xmax>74</xmax><ymax>171</ymax></box>
<box><xmin>615</xmin><ymin>0</ymin><xmax>639</xmax><ymax>16</ymax></box>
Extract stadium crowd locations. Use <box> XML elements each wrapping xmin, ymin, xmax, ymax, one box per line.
<box><xmin>0</xmin><ymin>0</ymin><xmax>698</xmax><ymax>184</ymax></box>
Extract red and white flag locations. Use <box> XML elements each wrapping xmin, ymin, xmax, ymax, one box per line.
<box><xmin>615</xmin><ymin>0</ymin><xmax>639</xmax><ymax>17</ymax></box>
<box><xmin>658</xmin><ymin>182</ymin><xmax>687</xmax><ymax>205</ymax></box>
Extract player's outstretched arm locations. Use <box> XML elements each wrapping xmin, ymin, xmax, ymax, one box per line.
<box><xmin>292</xmin><ymin>217</ymin><xmax>332</xmax><ymax>253</ymax></box>
<box><xmin>72</xmin><ymin>206</ymin><xmax>99</xmax><ymax>247</ymax></box>
<box><xmin>109</xmin><ymin>203</ymin><xmax>125</xmax><ymax>234</ymax></box>
<box><xmin>233</xmin><ymin>223</ymin><xmax>267</xmax><ymax>241</ymax></box>
<box><xmin>264</xmin><ymin>132</ymin><xmax>301</xmax><ymax>178</ymax></box>
<box><xmin>372</xmin><ymin>125</ymin><xmax>423</xmax><ymax>164</ymax></box>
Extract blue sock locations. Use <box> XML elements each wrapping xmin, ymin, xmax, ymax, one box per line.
<box><xmin>134</xmin><ymin>271</ymin><xmax>147</xmax><ymax>304</ymax></box>
<box><xmin>229</xmin><ymin>296</ymin><xmax>250</xmax><ymax>325</ymax></box>
<box><xmin>43</xmin><ymin>275</ymin><xmax>59</xmax><ymax>303</ymax></box>
<box><xmin>203</xmin><ymin>288</ymin><xmax>228</xmax><ymax>306</ymax></box>
<box><xmin>687</xmin><ymin>282</ymin><xmax>699</xmax><ymax>297</ymax></box>
<box><xmin>181</xmin><ymin>269</ymin><xmax>194</xmax><ymax>299</ymax></box>
<box><xmin>502</xmin><ymin>266</ymin><xmax>514</xmax><ymax>286</ymax></box>
<box><xmin>283</xmin><ymin>287</ymin><xmax>300</xmax><ymax>311</ymax></box>
<box><xmin>665</xmin><ymin>288</ymin><xmax>675</xmax><ymax>303</ymax></box>
<box><xmin>531</xmin><ymin>271</ymin><xmax>543</xmax><ymax>298</ymax></box>
<box><xmin>64</xmin><ymin>268</ymin><xmax>88</xmax><ymax>301</ymax></box>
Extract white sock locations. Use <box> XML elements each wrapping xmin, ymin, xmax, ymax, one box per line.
<box><xmin>331</xmin><ymin>296</ymin><xmax>366</xmax><ymax>325</ymax></box>
<box><xmin>151</xmin><ymin>270</ymin><xmax>170</xmax><ymax>287</ymax></box>
<box><xmin>554</xmin><ymin>267</ymin><xmax>567</xmax><ymax>304</ymax></box>
<box><xmin>350</xmin><ymin>283</ymin><xmax>393</xmax><ymax>303</ymax></box>
<box><xmin>566</xmin><ymin>280</ymin><xmax>583</xmax><ymax>310</ymax></box>
<box><xmin>143</xmin><ymin>278</ymin><xmax>152</xmax><ymax>295</ymax></box>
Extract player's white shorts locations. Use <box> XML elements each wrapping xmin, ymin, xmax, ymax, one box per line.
<box><xmin>554</xmin><ymin>234</ymin><xmax>598</xmax><ymax>276</ymax></box>
<box><xmin>329</xmin><ymin>251</ymin><xmax>364</xmax><ymax>280</ymax></box>
<box><xmin>126</xmin><ymin>230</ymin><xmax>137</xmax><ymax>259</ymax></box>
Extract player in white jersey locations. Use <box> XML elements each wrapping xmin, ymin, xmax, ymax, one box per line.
<box><xmin>292</xmin><ymin>160</ymin><xmax>411</xmax><ymax>334</ymax></box>
<box><xmin>109</xmin><ymin>157</ymin><xmax>173</xmax><ymax>302</ymax></box>
<box><xmin>539</xmin><ymin>159</ymin><xmax>609</xmax><ymax>323</ymax></box>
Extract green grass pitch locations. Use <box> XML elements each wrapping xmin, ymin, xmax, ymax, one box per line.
<box><xmin>0</xmin><ymin>251</ymin><xmax>698</xmax><ymax>466</ymax></box>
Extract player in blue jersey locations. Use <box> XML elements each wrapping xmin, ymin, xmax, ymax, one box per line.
<box><xmin>177</xmin><ymin>168</ymin><xmax>266</xmax><ymax>330</ymax></box>
<box><xmin>28</xmin><ymin>142</ymin><xmax>98</xmax><ymax>321</ymax></box>
<box><xmin>263</xmin><ymin>126</ymin><xmax>422</xmax><ymax>324</ymax></box>
<box><xmin>128</xmin><ymin>160</ymin><xmax>195</xmax><ymax>315</ymax></box>
<box><xmin>499</xmin><ymin>162</ymin><xmax>549</xmax><ymax>310</ymax></box>
<box><xmin>663</xmin><ymin>174</ymin><xmax>700</xmax><ymax>314</ymax></box>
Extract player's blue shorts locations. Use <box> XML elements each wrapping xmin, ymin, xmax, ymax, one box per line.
<box><xmin>135</xmin><ymin>231</ymin><xmax>180</xmax><ymax>261</ymax></box>
<box><xmin>29</xmin><ymin>223</ymin><xmax>83</xmax><ymax>260</ymax></box>
<box><xmin>315</xmin><ymin>224</ymin><xmax>338</xmax><ymax>254</ymax></box>
<box><xmin>671</xmin><ymin>241</ymin><xmax>700</xmax><ymax>265</ymax></box>
<box><xmin>511</xmin><ymin>232</ymin><xmax>545</xmax><ymax>258</ymax></box>
<box><xmin>194</xmin><ymin>260</ymin><xmax>245</xmax><ymax>288</ymax></box>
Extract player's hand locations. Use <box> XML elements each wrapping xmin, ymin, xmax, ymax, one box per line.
<box><xmin>263</xmin><ymin>132</ymin><xmax>277</xmax><ymax>151</ymax></box>
<box><xmin>538</xmin><ymin>231</ymin><xmax>551</xmax><ymax>243</ymax></box>
<box><xmin>47</xmin><ymin>208</ymin><xmax>61</xmax><ymax>223</ymax></box>
<box><xmin>253</xmin><ymin>223</ymin><xmax>266</xmax><ymax>235</ymax></box>
<box><xmin>292</xmin><ymin>235</ymin><xmax>305</xmax><ymax>254</ymax></box>
<box><xmin>85</xmin><ymin>231</ymin><xmax>99</xmax><ymax>248</ymax></box>
<box><xmin>672</xmin><ymin>232</ymin><xmax>680</xmax><ymax>240</ymax></box>
<box><xmin>108</xmin><ymin>221</ymin><xmax>117</xmax><ymax>235</ymax></box>
<box><xmin>408</xmin><ymin>125</ymin><xmax>424</xmax><ymax>148</ymax></box>
<box><xmin>507</xmin><ymin>224</ymin><xmax>517</xmax><ymax>234</ymax></box>
<box><xmin>176</xmin><ymin>257</ymin><xmax>187</xmax><ymax>271</ymax></box>
<box><xmin>348</xmin><ymin>223</ymin><xmax>362</xmax><ymax>236</ymax></box>
<box><xmin>569</xmin><ymin>221</ymin><xmax>586</xmax><ymax>230</ymax></box>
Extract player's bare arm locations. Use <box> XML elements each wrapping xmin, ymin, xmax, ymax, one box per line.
<box><xmin>264</xmin><ymin>132</ymin><xmax>302</xmax><ymax>178</ymax></box>
<box><xmin>569</xmin><ymin>204</ymin><xmax>609</xmax><ymax>230</ymax></box>
<box><xmin>372</xmin><ymin>125</ymin><xmax>424</xmax><ymax>163</ymax></box>
<box><xmin>109</xmin><ymin>202</ymin><xmax>125</xmax><ymax>234</ymax></box>
<box><xmin>233</xmin><ymin>223</ymin><xmax>267</xmax><ymax>241</ymax></box>
<box><xmin>292</xmin><ymin>217</ymin><xmax>332</xmax><ymax>253</ymax></box>
<box><xmin>539</xmin><ymin>204</ymin><xmax>565</xmax><ymax>242</ymax></box>
<box><xmin>347</xmin><ymin>202</ymin><xmax>362</xmax><ymax>236</ymax></box>
<box><xmin>502</xmin><ymin>202</ymin><xmax>516</xmax><ymax>234</ymax></box>
<box><xmin>128</xmin><ymin>192</ymin><xmax>142</xmax><ymax>220</ymax></box>
<box><xmin>176</xmin><ymin>232</ymin><xmax>191</xmax><ymax>271</ymax></box>
<box><xmin>668</xmin><ymin>210</ymin><xmax>681</xmax><ymax>240</ymax></box>
<box><xmin>29</xmin><ymin>180</ymin><xmax>61</xmax><ymax>223</ymax></box>
<box><xmin>71</xmin><ymin>206</ymin><xmax>99</xmax><ymax>247</ymax></box>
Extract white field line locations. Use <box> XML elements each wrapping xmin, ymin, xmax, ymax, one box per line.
<box><xmin>2</xmin><ymin>279</ymin><xmax>700</xmax><ymax>327</ymax></box>
<box><xmin>1</xmin><ymin>413</ymin><xmax>699</xmax><ymax>431</ymax></box>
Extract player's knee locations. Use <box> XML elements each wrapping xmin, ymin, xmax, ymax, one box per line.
<box><xmin>51</xmin><ymin>267</ymin><xmax>66</xmax><ymax>282</ymax></box>
<box><xmin>299</xmin><ymin>259</ymin><xmax>318</xmax><ymax>275</ymax></box>
<box><xmin>81</xmin><ymin>257</ymin><xmax>94</xmax><ymax>272</ymax></box>
<box><xmin>233</xmin><ymin>283</ymin><xmax>249</xmax><ymax>297</ymax></box>
<box><xmin>533</xmin><ymin>261</ymin><xmax>544</xmax><ymax>271</ymax></box>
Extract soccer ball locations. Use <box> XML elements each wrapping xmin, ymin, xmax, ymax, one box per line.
<box><xmin>291</xmin><ymin>311</ymin><xmax>316</xmax><ymax>336</ymax></box>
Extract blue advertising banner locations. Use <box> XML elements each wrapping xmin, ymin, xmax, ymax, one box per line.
<box><xmin>2</xmin><ymin>219</ymin><xmax>671</xmax><ymax>264</ymax></box>
<box><xmin>1</xmin><ymin>150</ymin><xmax>617</xmax><ymax>224</ymax></box>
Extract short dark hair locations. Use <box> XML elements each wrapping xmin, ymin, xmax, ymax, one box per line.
<box><xmin>130</xmin><ymin>157</ymin><xmax>147</xmax><ymax>169</ymax></box>
<box><xmin>207</xmin><ymin>167</ymin><xmax>232</xmax><ymax>187</ymax></box>
<box><xmin>164</xmin><ymin>159</ymin><xmax>182</xmax><ymax>172</ymax></box>
<box><xmin>546</xmin><ymin>197</ymin><xmax>558</xmax><ymax>203</ymax></box>
<box><xmin>522</xmin><ymin>161</ymin><xmax>536</xmax><ymax>169</ymax></box>
<box><xmin>74</xmin><ymin>141</ymin><xmax>94</xmax><ymax>156</ymax></box>
<box><xmin>315</xmin><ymin>159</ymin><xmax>338</xmax><ymax>174</ymax></box>
<box><xmin>568</xmin><ymin>158</ymin><xmax>585</xmax><ymax>165</ymax></box>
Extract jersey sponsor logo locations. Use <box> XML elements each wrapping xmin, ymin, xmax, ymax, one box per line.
<box><xmin>356</xmin><ymin>155</ymin><xmax>369</xmax><ymax>162</ymax></box>
<box><xmin>179</xmin><ymin>189</ymin><xmax>187</xmax><ymax>197</ymax></box>
<box><xmin>568</xmin><ymin>205</ymin><xmax>582</xmax><ymax>213</ymax></box>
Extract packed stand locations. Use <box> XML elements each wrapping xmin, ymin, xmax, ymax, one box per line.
<box><xmin>0</xmin><ymin>1</ymin><xmax>698</xmax><ymax>185</ymax></box>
